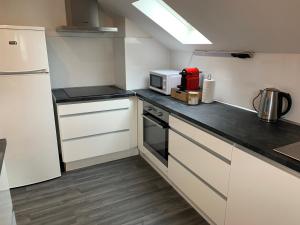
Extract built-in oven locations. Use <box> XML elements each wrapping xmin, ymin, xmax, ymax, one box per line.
<box><xmin>143</xmin><ymin>101</ymin><xmax>169</xmax><ymax>167</ymax></box>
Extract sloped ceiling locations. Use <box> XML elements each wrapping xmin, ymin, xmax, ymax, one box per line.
<box><xmin>99</xmin><ymin>0</ymin><xmax>300</xmax><ymax>53</ymax></box>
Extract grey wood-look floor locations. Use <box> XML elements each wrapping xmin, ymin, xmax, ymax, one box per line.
<box><xmin>11</xmin><ymin>156</ymin><xmax>209</xmax><ymax>225</ymax></box>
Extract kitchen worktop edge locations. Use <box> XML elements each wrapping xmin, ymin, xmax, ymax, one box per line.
<box><xmin>135</xmin><ymin>89</ymin><xmax>300</xmax><ymax>173</ymax></box>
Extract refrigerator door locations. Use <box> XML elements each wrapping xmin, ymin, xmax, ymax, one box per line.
<box><xmin>0</xmin><ymin>73</ymin><xmax>61</xmax><ymax>188</ymax></box>
<box><xmin>0</xmin><ymin>26</ymin><xmax>49</xmax><ymax>74</ymax></box>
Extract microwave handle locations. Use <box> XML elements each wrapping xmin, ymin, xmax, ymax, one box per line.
<box><xmin>143</xmin><ymin>114</ymin><xmax>168</xmax><ymax>129</ymax></box>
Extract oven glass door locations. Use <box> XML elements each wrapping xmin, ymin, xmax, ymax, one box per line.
<box><xmin>143</xmin><ymin>113</ymin><xmax>168</xmax><ymax>166</ymax></box>
<box><xmin>150</xmin><ymin>74</ymin><xmax>164</xmax><ymax>90</ymax></box>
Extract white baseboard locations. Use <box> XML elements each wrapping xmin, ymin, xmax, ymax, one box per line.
<box><xmin>65</xmin><ymin>148</ymin><xmax>139</xmax><ymax>171</ymax></box>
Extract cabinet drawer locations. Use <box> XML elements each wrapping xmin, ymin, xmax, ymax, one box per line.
<box><xmin>169</xmin><ymin>115</ymin><xmax>233</xmax><ymax>161</ymax></box>
<box><xmin>169</xmin><ymin>130</ymin><xmax>230</xmax><ymax>196</ymax></box>
<box><xmin>58</xmin><ymin>99</ymin><xmax>130</xmax><ymax>116</ymax></box>
<box><xmin>59</xmin><ymin>109</ymin><xmax>130</xmax><ymax>140</ymax></box>
<box><xmin>168</xmin><ymin>157</ymin><xmax>226</xmax><ymax>225</ymax></box>
<box><xmin>61</xmin><ymin>131</ymin><xmax>130</xmax><ymax>162</ymax></box>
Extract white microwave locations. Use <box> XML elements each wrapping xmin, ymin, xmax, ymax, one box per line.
<box><xmin>149</xmin><ymin>70</ymin><xmax>181</xmax><ymax>95</ymax></box>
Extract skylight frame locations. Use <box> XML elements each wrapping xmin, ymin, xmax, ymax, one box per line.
<box><xmin>132</xmin><ymin>0</ymin><xmax>212</xmax><ymax>45</ymax></box>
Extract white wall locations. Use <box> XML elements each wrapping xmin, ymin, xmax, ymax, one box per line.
<box><xmin>47</xmin><ymin>36</ymin><xmax>116</xmax><ymax>88</ymax></box>
<box><xmin>0</xmin><ymin>0</ymin><xmax>117</xmax><ymax>89</ymax></box>
<box><xmin>0</xmin><ymin>0</ymin><xmax>66</xmax><ymax>28</ymax></box>
<box><xmin>125</xmin><ymin>37</ymin><xmax>171</xmax><ymax>90</ymax></box>
<box><xmin>113</xmin><ymin>37</ymin><xmax>127</xmax><ymax>89</ymax></box>
<box><xmin>124</xmin><ymin>19</ymin><xmax>171</xmax><ymax>90</ymax></box>
<box><xmin>171</xmin><ymin>51</ymin><xmax>300</xmax><ymax>123</ymax></box>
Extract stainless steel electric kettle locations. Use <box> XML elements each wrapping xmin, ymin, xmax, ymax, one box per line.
<box><xmin>253</xmin><ymin>88</ymin><xmax>292</xmax><ymax>123</ymax></box>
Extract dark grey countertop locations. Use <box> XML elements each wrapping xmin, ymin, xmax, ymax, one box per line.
<box><xmin>0</xmin><ymin>139</ymin><xmax>7</xmax><ymax>175</ymax></box>
<box><xmin>135</xmin><ymin>89</ymin><xmax>300</xmax><ymax>173</ymax></box>
<box><xmin>52</xmin><ymin>85</ymin><xmax>135</xmax><ymax>103</ymax></box>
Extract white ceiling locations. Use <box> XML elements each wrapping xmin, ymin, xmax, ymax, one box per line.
<box><xmin>99</xmin><ymin>0</ymin><xmax>300</xmax><ymax>53</ymax></box>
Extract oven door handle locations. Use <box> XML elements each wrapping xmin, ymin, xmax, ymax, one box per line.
<box><xmin>143</xmin><ymin>114</ymin><xmax>168</xmax><ymax>129</ymax></box>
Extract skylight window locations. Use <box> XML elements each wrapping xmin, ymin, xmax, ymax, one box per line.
<box><xmin>132</xmin><ymin>0</ymin><xmax>212</xmax><ymax>45</ymax></box>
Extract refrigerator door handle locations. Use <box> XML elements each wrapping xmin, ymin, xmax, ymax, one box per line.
<box><xmin>0</xmin><ymin>69</ymin><xmax>48</xmax><ymax>75</ymax></box>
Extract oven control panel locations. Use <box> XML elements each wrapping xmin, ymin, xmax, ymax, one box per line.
<box><xmin>143</xmin><ymin>101</ymin><xmax>169</xmax><ymax>123</ymax></box>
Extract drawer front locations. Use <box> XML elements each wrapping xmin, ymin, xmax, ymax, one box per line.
<box><xmin>58</xmin><ymin>99</ymin><xmax>130</xmax><ymax>116</ymax></box>
<box><xmin>169</xmin><ymin>130</ymin><xmax>230</xmax><ymax>196</ymax></box>
<box><xmin>60</xmin><ymin>109</ymin><xmax>130</xmax><ymax>140</ymax></box>
<box><xmin>62</xmin><ymin>131</ymin><xmax>130</xmax><ymax>162</ymax></box>
<box><xmin>169</xmin><ymin>115</ymin><xmax>233</xmax><ymax>161</ymax></box>
<box><xmin>168</xmin><ymin>157</ymin><xmax>227</xmax><ymax>225</ymax></box>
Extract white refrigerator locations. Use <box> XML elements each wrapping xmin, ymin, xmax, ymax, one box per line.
<box><xmin>0</xmin><ymin>25</ymin><xmax>61</xmax><ymax>188</ymax></box>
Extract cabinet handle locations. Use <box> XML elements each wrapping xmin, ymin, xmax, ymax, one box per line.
<box><xmin>0</xmin><ymin>69</ymin><xmax>48</xmax><ymax>75</ymax></box>
<box><xmin>143</xmin><ymin>115</ymin><xmax>168</xmax><ymax>129</ymax></box>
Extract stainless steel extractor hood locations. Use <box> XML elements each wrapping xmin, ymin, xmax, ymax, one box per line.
<box><xmin>57</xmin><ymin>0</ymin><xmax>118</xmax><ymax>33</ymax></box>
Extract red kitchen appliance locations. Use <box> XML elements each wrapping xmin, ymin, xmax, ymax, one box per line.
<box><xmin>178</xmin><ymin>67</ymin><xmax>200</xmax><ymax>91</ymax></box>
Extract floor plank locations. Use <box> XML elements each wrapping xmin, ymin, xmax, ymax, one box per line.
<box><xmin>11</xmin><ymin>156</ymin><xmax>209</xmax><ymax>225</ymax></box>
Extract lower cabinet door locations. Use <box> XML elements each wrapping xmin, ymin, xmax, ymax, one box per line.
<box><xmin>168</xmin><ymin>157</ymin><xmax>227</xmax><ymax>225</ymax></box>
<box><xmin>59</xmin><ymin>109</ymin><xmax>130</xmax><ymax>140</ymax></box>
<box><xmin>61</xmin><ymin>131</ymin><xmax>130</xmax><ymax>163</ymax></box>
<box><xmin>169</xmin><ymin>130</ymin><xmax>231</xmax><ymax>196</ymax></box>
<box><xmin>225</xmin><ymin>147</ymin><xmax>300</xmax><ymax>225</ymax></box>
<box><xmin>137</xmin><ymin>99</ymin><xmax>144</xmax><ymax>152</ymax></box>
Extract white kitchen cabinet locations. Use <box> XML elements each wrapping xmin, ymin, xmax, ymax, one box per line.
<box><xmin>169</xmin><ymin>116</ymin><xmax>233</xmax><ymax>161</ymax></box>
<box><xmin>137</xmin><ymin>99</ymin><xmax>144</xmax><ymax>152</ymax></box>
<box><xmin>59</xmin><ymin>109</ymin><xmax>130</xmax><ymax>140</ymax></box>
<box><xmin>169</xmin><ymin>157</ymin><xmax>227</xmax><ymax>225</ymax></box>
<box><xmin>169</xmin><ymin>130</ymin><xmax>231</xmax><ymax>197</ymax></box>
<box><xmin>57</xmin><ymin>99</ymin><xmax>130</xmax><ymax>116</ymax></box>
<box><xmin>61</xmin><ymin>131</ymin><xmax>130</xmax><ymax>163</ymax></box>
<box><xmin>168</xmin><ymin>115</ymin><xmax>233</xmax><ymax>225</ymax></box>
<box><xmin>0</xmin><ymin>163</ymin><xmax>15</xmax><ymax>225</ymax></box>
<box><xmin>56</xmin><ymin>98</ymin><xmax>138</xmax><ymax>170</ymax></box>
<box><xmin>225</xmin><ymin>147</ymin><xmax>300</xmax><ymax>225</ymax></box>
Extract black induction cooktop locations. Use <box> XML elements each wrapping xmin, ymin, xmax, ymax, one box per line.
<box><xmin>64</xmin><ymin>86</ymin><xmax>127</xmax><ymax>98</ymax></box>
<box><xmin>52</xmin><ymin>85</ymin><xmax>135</xmax><ymax>103</ymax></box>
<box><xmin>274</xmin><ymin>142</ymin><xmax>300</xmax><ymax>162</ymax></box>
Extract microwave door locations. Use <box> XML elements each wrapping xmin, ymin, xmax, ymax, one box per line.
<box><xmin>150</xmin><ymin>74</ymin><xmax>163</xmax><ymax>90</ymax></box>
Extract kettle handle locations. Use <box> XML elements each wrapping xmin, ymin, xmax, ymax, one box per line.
<box><xmin>252</xmin><ymin>90</ymin><xmax>263</xmax><ymax>112</ymax></box>
<box><xmin>278</xmin><ymin>92</ymin><xmax>292</xmax><ymax>117</ymax></box>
